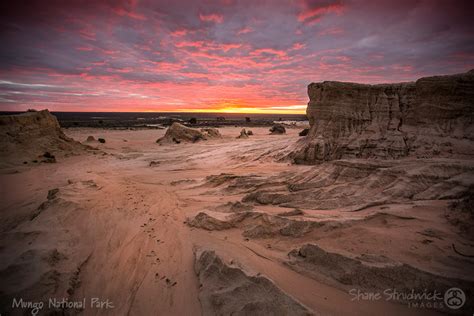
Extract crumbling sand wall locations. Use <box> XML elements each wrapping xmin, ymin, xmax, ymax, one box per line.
<box><xmin>293</xmin><ymin>70</ymin><xmax>474</xmax><ymax>163</ymax></box>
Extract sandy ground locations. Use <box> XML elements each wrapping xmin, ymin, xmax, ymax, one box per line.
<box><xmin>1</xmin><ymin>126</ymin><xmax>473</xmax><ymax>315</ymax></box>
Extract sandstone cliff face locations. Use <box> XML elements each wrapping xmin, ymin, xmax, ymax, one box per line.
<box><xmin>0</xmin><ymin>110</ymin><xmax>84</xmax><ymax>167</ymax></box>
<box><xmin>1</xmin><ymin>110</ymin><xmax>65</xmax><ymax>139</ymax></box>
<box><xmin>293</xmin><ymin>70</ymin><xmax>474</xmax><ymax>163</ymax></box>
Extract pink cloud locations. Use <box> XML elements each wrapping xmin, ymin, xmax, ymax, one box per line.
<box><xmin>76</xmin><ymin>46</ymin><xmax>94</xmax><ymax>51</ymax></box>
<box><xmin>171</xmin><ymin>29</ymin><xmax>188</xmax><ymax>37</ymax></box>
<box><xmin>199</xmin><ymin>13</ymin><xmax>224</xmax><ymax>23</ymax></box>
<box><xmin>78</xmin><ymin>28</ymin><xmax>96</xmax><ymax>41</ymax></box>
<box><xmin>112</xmin><ymin>7</ymin><xmax>146</xmax><ymax>21</ymax></box>
<box><xmin>298</xmin><ymin>2</ymin><xmax>345</xmax><ymax>24</ymax></box>
<box><xmin>237</xmin><ymin>27</ymin><xmax>253</xmax><ymax>35</ymax></box>
<box><xmin>318</xmin><ymin>27</ymin><xmax>344</xmax><ymax>36</ymax></box>
<box><xmin>175</xmin><ymin>41</ymin><xmax>205</xmax><ymax>49</ymax></box>
<box><xmin>291</xmin><ymin>43</ymin><xmax>306</xmax><ymax>51</ymax></box>
<box><xmin>250</xmin><ymin>48</ymin><xmax>288</xmax><ymax>59</ymax></box>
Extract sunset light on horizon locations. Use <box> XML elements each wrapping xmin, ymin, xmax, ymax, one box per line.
<box><xmin>1</xmin><ymin>0</ymin><xmax>473</xmax><ymax>113</ymax></box>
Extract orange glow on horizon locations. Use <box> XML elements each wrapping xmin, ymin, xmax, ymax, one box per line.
<box><xmin>141</xmin><ymin>105</ymin><xmax>307</xmax><ymax>115</ymax></box>
<box><xmin>11</xmin><ymin>104</ymin><xmax>308</xmax><ymax>114</ymax></box>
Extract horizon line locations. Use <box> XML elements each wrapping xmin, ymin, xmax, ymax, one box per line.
<box><xmin>0</xmin><ymin>109</ymin><xmax>307</xmax><ymax>115</ymax></box>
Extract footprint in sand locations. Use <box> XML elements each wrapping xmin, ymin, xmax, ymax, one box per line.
<box><xmin>165</xmin><ymin>278</ymin><xmax>177</xmax><ymax>287</ymax></box>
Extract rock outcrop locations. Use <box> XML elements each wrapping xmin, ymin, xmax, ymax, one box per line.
<box><xmin>287</xmin><ymin>244</ymin><xmax>474</xmax><ymax>301</ymax></box>
<box><xmin>194</xmin><ymin>249</ymin><xmax>311</xmax><ymax>315</ymax></box>
<box><xmin>157</xmin><ymin>123</ymin><xmax>220</xmax><ymax>144</ymax></box>
<box><xmin>298</xmin><ymin>128</ymin><xmax>309</xmax><ymax>137</ymax></box>
<box><xmin>269</xmin><ymin>124</ymin><xmax>286</xmax><ymax>134</ymax></box>
<box><xmin>237</xmin><ymin>128</ymin><xmax>249</xmax><ymax>139</ymax></box>
<box><xmin>293</xmin><ymin>70</ymin><xmax>474</xmax><ymax>163</ymax></box>
<box><xmin>157</xmin><ymin>122</ymin><xmax>205</xmax><ymax>144</ymax></box>
<box><xmin>0</xmin><ymin>110</ymin><xmax>85</xmax><ymax>167</ymax></box>
<box><xmin>200</xmin><ymin>127</ymin><xmax>221</xmax><ymax>138</ymax></box>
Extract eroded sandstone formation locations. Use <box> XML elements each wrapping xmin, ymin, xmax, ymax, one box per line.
<box><xmin>194</xmin><ymin>249</ymin><xmax>311</xmax><ymax>315</ymax></box>
<box><xmin>0</xmin><ymin>110</ymin><xmax>85</xmax><ymax>167</ymax></box>
<box><xmin>156</xmin><ymin>123</ymin><xmax>221</xmax><ymax>144</ymax></box>
<box><xmin>293</xmin><ymin>70</ymin><xmax>474</xmax><ymax>163</ymax></box>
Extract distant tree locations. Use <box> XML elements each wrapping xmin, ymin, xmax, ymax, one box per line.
<box><xmin>189</xmin><ymin>117</ymin><xmax>197</xmax><ymax>124</ymax></box>
<box><xmin>245</xmin><ymin>117</ymin><xmax>251</xmax><ymax>122</ymax></box>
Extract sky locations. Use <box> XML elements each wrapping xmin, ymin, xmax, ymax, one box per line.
<box><xmin>0</xmin><ymin>0</ymin><xmax>473</xmax><ymax>113</ymax></box>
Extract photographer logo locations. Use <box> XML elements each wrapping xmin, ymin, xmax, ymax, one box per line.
<box><xmin>444</xmin><ymin>288</ymin><xmax>465</xmax><ymax>310</ymax></box>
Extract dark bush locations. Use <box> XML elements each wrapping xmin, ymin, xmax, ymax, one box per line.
<box><xmin>299</xmin><ymin>128</ymin><xmax>309</xmax><ymax>136</ymax></box>
<box><xmin>43</xmin><ymin>152</ymin><xmax>54</xmax><ymax>159</ymax></box>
